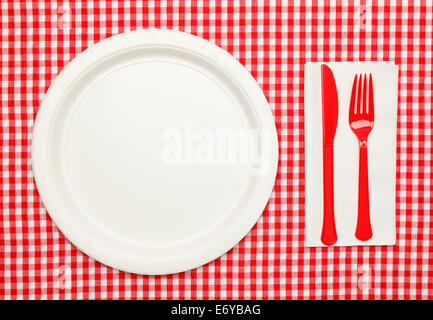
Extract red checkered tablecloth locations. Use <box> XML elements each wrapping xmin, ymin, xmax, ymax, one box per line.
<box><xmin>1</xmin><ymin>1</ymin><xmax>432</xmax><ymax>300</ymax></box>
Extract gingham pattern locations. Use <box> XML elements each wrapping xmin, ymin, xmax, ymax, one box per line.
<box><xmin>1</xmin><ymin>1</ymin><xmax>432</xmax><ymax>300</ymax></box>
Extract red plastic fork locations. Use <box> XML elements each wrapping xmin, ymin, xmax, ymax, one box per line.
<box><xmin>349</xmin><ymin>74</ymin><xmax>374</xmax><ymax>241</ymax></box>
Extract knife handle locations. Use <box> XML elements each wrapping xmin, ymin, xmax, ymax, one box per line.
<box><xmin>321</xmin><ymin>144</ymin><xmax>337</xmax><ymax>246</ymax></box>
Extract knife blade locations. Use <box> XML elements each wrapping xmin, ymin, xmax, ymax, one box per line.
<box><xmin>321</xmin><ymin>64</ymin><xmax>338</xmax><ymax>246</ymax></box>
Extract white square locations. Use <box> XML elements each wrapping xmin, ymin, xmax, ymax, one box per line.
<box><xmin>304</xmin><ymin>62</ymin><xmax>398</xmax><ymax>247</ymax></box>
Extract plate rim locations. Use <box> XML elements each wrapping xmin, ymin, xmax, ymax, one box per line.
<box><xmin>31</xmin><ymin>28</ymin><xmax>279</xmax><ymax>275</ymax></box>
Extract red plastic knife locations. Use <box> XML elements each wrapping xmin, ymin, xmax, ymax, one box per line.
<box><xmin>320</xmin><ymin>65</ymin><xmax>338</xmax><ymax>246</ymax></box>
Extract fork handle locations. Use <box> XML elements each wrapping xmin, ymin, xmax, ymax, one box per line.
<box><xmin>356</xmin><ymin>142</ymin><xmax>373</xmax><ymax>241</ymax></box>
<box><xmin>321</xmin><ymin>144</ymin><xmax>337</xmax><ymax>246</ymax></box>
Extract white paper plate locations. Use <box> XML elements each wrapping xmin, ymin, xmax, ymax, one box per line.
<box><xmin>32</xmin><ymin>29</ymin><xmax>278</xmax><ymax>275</ymax></box>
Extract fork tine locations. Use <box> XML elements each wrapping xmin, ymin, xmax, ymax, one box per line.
<box><xmin>349</xmin><ymin>74</ymin><xmax>357</xmax><ymax>118</ymax></box>
<box><xmin>357</xmin><ymin>74</ymin><xmax>362</xmax><ymax>114</ymax></box>
<box><xmin>362</xmin><ymin>74</ymin><xmax>367</xmax><ymax>115</ymax></box>
<box><xmin>368</xmin><ymin>73</ymin><xmax>374</xmax><ymax>119</ymax></box>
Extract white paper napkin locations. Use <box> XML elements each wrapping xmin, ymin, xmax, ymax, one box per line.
<box><xmin>304</xmin><ymin>61</ymin><xmax>398</xmax><ymax>247</ymax></box>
